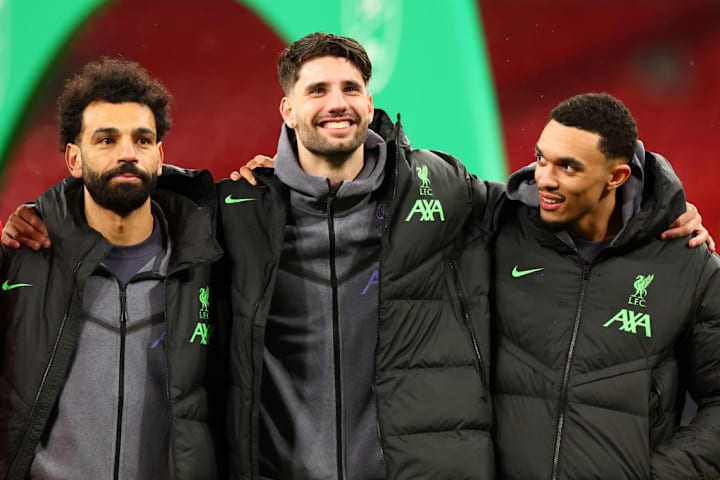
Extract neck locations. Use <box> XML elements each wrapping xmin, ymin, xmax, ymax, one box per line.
<box><xmin>297</xmin><ymin>144</ymin><xmax>365</xmax><ymax>190</ymax></box>
<box><xmin>569</xmin><ymin>192</ymin><xmax>623</xmax><ymax>242</ymax></box>
<box><xmin>83</xmin><ymin>190</ymin><xmax>154</xmax><ymax>246</ymax></box>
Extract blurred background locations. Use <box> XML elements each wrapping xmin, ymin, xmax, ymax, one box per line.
<box><xmin>0</xmin><ymin>0</ymin><xmax>718</xmax><ymax>237</ymax></box>
<box><xmin>0</xmin><ymin>0</ymin><xmax>713</xmax><ymax>422</ymax></box>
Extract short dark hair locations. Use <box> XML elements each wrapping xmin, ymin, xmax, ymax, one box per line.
<box><xmin>277</xmin><ymin>32</ymin><xmax>372</xmax><ymax>94</ymax></box>
<box><xmin>57</xmin><ymin>57</ymin><xmax>172</xmax><ymax>151</ymax></box>
<box><xmin>550</xmin><ymin>93</ymin><xmax>638</xmax><ymax>162</ymax></box>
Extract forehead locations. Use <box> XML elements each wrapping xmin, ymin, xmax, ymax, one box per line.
<box><xmin>81</xmin><ymin>101</ymin><xmax>156</xmax><ymax>134</ymax></box>
<box><xmin>537</xmin><ymin>119</ymin><xmax>603</xmax><ymax>162</ymax></box>
<box><xmin>295</xmin><ymin>56</ymin><xmax>365</xmax><ymax>87</ymax></box>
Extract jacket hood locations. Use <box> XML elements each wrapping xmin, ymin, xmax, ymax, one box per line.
<box><xmin>273</xmin><ymin>114</ymin><xmax>387</xmax><ymax>213</ymax></box>
<box><xmin>505</xmin><ymin>140</ymin><xmax>686</xmax><ymax>246</ymax></box>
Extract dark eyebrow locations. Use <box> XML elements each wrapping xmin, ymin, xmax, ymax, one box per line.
<box><xmin>556</xmin><ymin>156</ymin><xmax>584</xmax><ymax>171</ymax></box>
<box><xmin>304</xmin><ymin>81</ymin><xmax>327</xmax><ymax>93</ymax></box>
<box><xmin>90</xmin><ymin>127</ymin><xmax>156</xmax><ymax>139</ymax></box>
<box><xmin>134</xmin><ymin>127</ymin><xmax>157</xmax><ymax>139</ymax></box>
<box><xmin>91</xmin><ymin>127</ymin><xmax>120</xmax><ymax>137</ymax></box>
<box><xmin>343</xmin><ymin>79</ymin><xmax>363</xmax><ymax>89</ymax></box>
<box><xmin>535</xmin><ymin>144</ymin><xmax>584</xmax><ymax>170</ymax></box>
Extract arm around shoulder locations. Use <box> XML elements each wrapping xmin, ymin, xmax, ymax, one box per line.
<box><xmin>470</xmin><ymin>176</ymin><xmax>507</xmax><ymax>235</ymax></box>
<box><xmin>651</xmin><ymin>252</ymin><xmax>720</xmax><ymax>478</ymax></box>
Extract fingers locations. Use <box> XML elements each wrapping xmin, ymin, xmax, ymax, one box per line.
<box><xmin>228</xmin><ymin>154</ymin><xmax>276</xmax><ymax>185</ymax></box>
<box><xmin>0</xmin><ymin>219</ymin><xmax>21</xmax><ymax>249</ymax></box>
<box><xmin>2</xmin><ymin>204</ymin><xmax>51</xmax><ymax>250</ymax></box>
<box><xmin>18</xmin><ymin>205</ymin><xmax>49</xmax><ymax>238</ymax></box>
<box><xmin>661</xmin><ymin>203</ymin><xmax>700</xmax><ymax>240</ymax></box>
<box><xmin>253</xmin><ymin>155</ymin><xmax>275</xmax><ymax>168</ymax></box>
<box><xmin>660</xmin><ymin>202</ymin><xmax>715</xmax><ymax>251</ymax></box>
<box><xmin>686</xmin><ymin>226</ymin><xmax>716</xmax><ymax>252</ymax></box>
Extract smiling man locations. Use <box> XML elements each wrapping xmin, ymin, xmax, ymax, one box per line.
<box><xmin>491</xmin><ymin>93</ymin><xmax>720</xmax><ymax>479</ymax></box>
<box><xmin>215</xmin><ymin>32</ymin><xmax>500</xmax><ymax>479</ymax></box>
<box><xmin>0</xmin><ymin>59</ymin><xmax>225</xmax><ymax>479</ymax></box>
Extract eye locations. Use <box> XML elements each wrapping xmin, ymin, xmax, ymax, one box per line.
<box><xmin>137</xmin><ymin>137</ymin><xmax>151</xmax><ymax>145</ymax></box>
<box><xmin>535</xmin><ymin>153</ymin><xmax>545</xmax><ymax>164</ymax></box>
<box><xmin>561</xmin><ymin>162</ymin><xmax>577</xmax><ymax>173</ymax></box>
<box><xmin>100</xmin><ymin>137</ymin><xmax>114</xmax><ymax>145</ymax></box>
<box><xmin>309</xmin><ymin>86</ymin><xmax>325</xmax><ymax>95</ymax></box>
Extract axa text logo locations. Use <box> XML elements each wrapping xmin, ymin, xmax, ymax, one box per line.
<box><xmin>405</xmin><ymin>199</ymin><xmax>445</xmax><ymax>222</ymax></box>
<box><xmin>190</xmin><ymin>322</ymin><xmax>214</xmax><ymax>345</ymax></box>
<box><xmin>405</xmin><ymin>163</ymin><xmax>445</xmax><ymax>222</ymax></box>
<box><xmin>603</xmin><ymin>273</ymin><xmax>654</xmax><ymax>338</ymax></box>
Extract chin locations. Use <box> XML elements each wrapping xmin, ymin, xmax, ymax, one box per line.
<box><xmin>539</xmin><ymin>214</ymin><xmax>568</xmax><ymax>232</ymax></box>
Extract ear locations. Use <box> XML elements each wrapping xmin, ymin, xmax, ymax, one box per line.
<box><xmin>607</xmin><ymin>161</ymin><xmax>632</xmax><ymax>191</ymax></box>
<box><xmin>65</xmin><ymin>143</ymin><xmax>83</xmax><ymax>178</ymax></box>
<box><xmin>280</xmin><ymin>97</ymin><xmax>296</xmax><ymax>129</ymax></box>
<box><xmin>367</xmin><ymin>91</ymin><xmax>374</xmax><ymax>123</ymax></box>
<box><xmin>157</xmin><ymin>142</ymin><xmax>164</xmax><ymax>176</ymax></box>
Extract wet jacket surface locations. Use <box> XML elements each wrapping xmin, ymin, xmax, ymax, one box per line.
<box><xmin>492</xmin><ymin>152</ymin><xmax>720</xmax><ymax>479</ymax></box>
<box><xmin>0</xmin><ymin>166</ymin><xmax>225</xmax><ymax>480</ymax></box>
<box><xmin>217</xmin><ymin>109</ymin><xmax>501</xmax><ymax>480</ymax></box>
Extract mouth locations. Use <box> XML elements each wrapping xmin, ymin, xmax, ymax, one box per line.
<box><xmin>110</xmin><ymin>173</ymin><xmax>143</xmax><ymax>183</ymax></box>
<box><xmin>317</xmin><ymin>116</ymin><xmax>356</xmax><ymax>133</ymax></box>
<box><xmin>322</xmin><ymin>120</ymin><xmax>352</xmax><ymax>129</ymax></box>
<box><xmin>538</xmin><ymin>191</ymin><xmax>564</xmax><ymax>211</ymax></box>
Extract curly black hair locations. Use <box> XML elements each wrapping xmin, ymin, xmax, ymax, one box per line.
<box><xmin>57</xmin><ymin>57</ymin><xmax>172</xmax><ymax>151</ymax></box>
<box><xmin>277</xmin><ymin>32</ymin><xmax>372</xmax><ymax>94</ymax></box>
<box><xmin>550</xmin><ymin>93</ymin><xmax>637</xmax><ymax>162</ymax></box>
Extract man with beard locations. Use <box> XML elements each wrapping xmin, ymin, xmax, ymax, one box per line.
<box><xmin>214</xmin><ymin>32</ymin><xmax>500</xmax><ymax>479</ymax></box>
<box><xmin>0</xmin><ymin>58</ymin><xmax>225</xmax><ymax>479</ymax></box>
<box><xmin>492</xmin><ymin>93</ymin><xmax>720</xmax><ymax>478</ymax></box>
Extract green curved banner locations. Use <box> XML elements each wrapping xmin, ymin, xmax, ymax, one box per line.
<box><xmin>0</xmin><ymin>0</ymin><xmax>108</xmax><ymax>177</ymax></box>
<box><xmin>0</xmin><ymin>0</ymin><xmax>506</xmax><ymax>181</ymax></box>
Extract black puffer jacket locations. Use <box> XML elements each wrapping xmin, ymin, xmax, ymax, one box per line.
<box><xmin>492</xmin><ymin>152</ymin><xmax>720</xmax><ymax>479</ymax></box>
<box><xmin>0</xmin><ymin>166</ymin><xmax>226</xmax><ymax>479</ymax></box>
<box><xmin>216</xmin><ymin>110</ymin><xmax>502</xmax><ymax>479</ymax></box>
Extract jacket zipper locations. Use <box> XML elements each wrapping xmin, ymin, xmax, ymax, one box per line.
<box><xmin>7</xmin><ymin>313</ymin><xmax>70</xmax><ymax>479</ymax></box>
<box><xmin>373</xmin><ymin>262</ymin><xmax>386</xmax><ymax>467</ymax></box>
<box><xmin>162</xmin><ymin>279</ymin><xmax>176</xmax><ymax>479</ymax></box>
<box><xmin>7</xmin><ymin>259</ymin><xmax>84</xmax><ymax>480</ymax></box>
<box><xmin>113</xmin><ymin>283</ymin><xmax>128</xmax><ymax>480</ymax></box>
<box><xmin>448</xmin><ymin>259</ymin><xmax>487</xmax><ymax>386</ymax></box>
<box><xmin>327</xmin><ymin>187</ymin><xmax>347</xmax><ymax>480</ymax></box>
<box><xmin>551</xmin><ymin>266</ymin><xmax>590</xmax><ymax>480</ymax></box>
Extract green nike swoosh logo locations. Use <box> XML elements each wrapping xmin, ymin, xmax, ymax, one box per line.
<box><xmin>511</xmin><ymin>266</ymin><xmax>544</xmax><ymax>278</ymax></box>
<box><xmin>224</xmin><ymin>195</ymin><xmax>256</xmax><ymax>205</ymax></box>
<box><xmin>2</xmin><ymin>280</ymin><xmax>32</xmax><ymax>291</ymax></box>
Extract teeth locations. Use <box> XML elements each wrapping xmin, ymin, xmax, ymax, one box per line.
<box><xmin>325</xmin><ymin>121</ymin><xmax>350</xmax><ymax>129</ymax></box>
<box><xmin>543</xmin><ymin>197</ymin><xmax>560</xmax><ymax>204</ymax></box>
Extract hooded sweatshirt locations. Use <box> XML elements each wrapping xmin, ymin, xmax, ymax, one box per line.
<box><xmin>259</xmin><ymin>126</ymin><xmax>387</xmax><ymax>480</ymax></box>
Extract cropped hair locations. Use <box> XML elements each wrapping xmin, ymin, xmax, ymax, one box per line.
<box><xmin>550</xmin><ymin>93</ymin><xmax>638</xmax><ymax>162</ymax></box>
<box><xmin>57</xmin><ymin>57</ymin><xmax>172</xmax><ymax>150</ymax></box>
<box><xmin>277</xmin><ymin>32</ymin><xmax>372</xmax><ymax>94</ymax></box>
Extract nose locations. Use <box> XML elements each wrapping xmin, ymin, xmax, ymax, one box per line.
<box><xmin>326</xmin><ymin>86</ymin><xmax>349</xmax><ymax>113</ymax></box>
<box><xmin>535</xmin><ymin>162</ymin><xmax>558</xmax><ymax>190</ymax></box>
<box><xmin>117</xmin><ymin>139</ymin><xmax>138</xmax><ymax>162</ymax></box>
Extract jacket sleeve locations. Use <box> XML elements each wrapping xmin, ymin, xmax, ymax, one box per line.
<box><xmin>650</xmin><ymin>252</ymin><xmax>720</xmax><ymax>478</ymax></box>
<box><xmin>469</xmin><ymin>176</ymin><xmax>507</xmax><ymax>236</ymax></box>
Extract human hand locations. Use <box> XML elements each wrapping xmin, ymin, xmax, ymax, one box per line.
<box><xmin>229</xmin><ymin>154</ymin><xmax>276</xmax><ymax>185</ymax></box>
<box><xmin>660</xmin><ymin>202</ymin><xmax>715</xmax><ymax>252</ymax></box>
<box><xmin>1</xmin><ymin>204</ymin><xmax>50</xmax><ymax>250</ymax></box>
